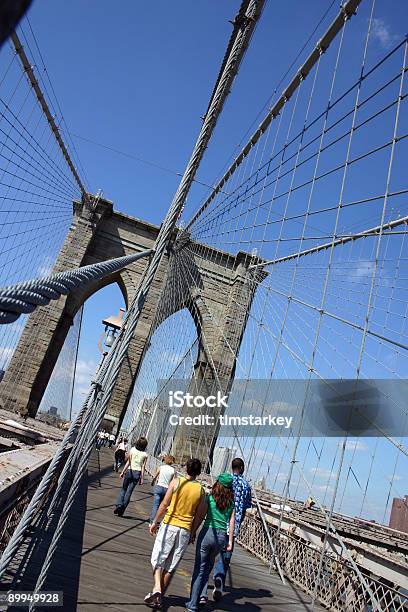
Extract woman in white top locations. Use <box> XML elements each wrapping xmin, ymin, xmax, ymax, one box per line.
<box><xmin>149</xmin><ymin>455</ymin><xmax>175</xmax><ymax>525</ymax></box>
<box><xmin>114</xmin><ymin>437</ymin><xmax>148</xmax><ymax>517</ymax></box>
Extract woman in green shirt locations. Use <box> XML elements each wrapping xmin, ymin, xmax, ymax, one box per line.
<box><xmin>186</xmin><ymin>473</ymin><xmax>235</xmax><ymax>612</ymax></box>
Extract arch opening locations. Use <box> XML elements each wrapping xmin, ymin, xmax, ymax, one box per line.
<box><xmin>38</xmin><ymin>282</ymin><xmax>126</xmax><ymax>424</ymax></box>
<box><xmin>122</xmin><ymin>307</ymin><xmax>199</xmax><ymax>453</ymax></box>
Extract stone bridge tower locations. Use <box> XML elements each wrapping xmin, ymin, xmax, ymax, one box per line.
<box><xmin>0</xmin><ymin>197</ymin><xmax>264</xmax><ymax>458</ymax></box>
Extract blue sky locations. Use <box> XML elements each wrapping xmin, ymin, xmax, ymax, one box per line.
<box><xmin>23</xmin><ymin>0</ymin><xmax>406</xmax><ymax>224</ymax></box>
<box><xmin>3</xmin><ymin>0</ymin><xmax>407</xmax><ymax>521</ymax></box>
<box><xmin>24</xmin><ymin>0</ymin><xmax>359</xmax><ymax>412</ymax></box>
<box><xmin>22</xmin><ymin>0</ymin><xmax>406</xmax><ymax>342</ymax></box>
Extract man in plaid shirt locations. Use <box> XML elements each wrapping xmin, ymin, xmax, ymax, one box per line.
<box><xmin>200</xmin><ymin>457</ymin><xmax>252</xmax><ymax>604</ymax></box>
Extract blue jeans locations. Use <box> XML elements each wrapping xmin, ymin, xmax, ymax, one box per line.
<box><xmin>149</xmin><ymin>485</ymin><xmax>167</xmax><ymax>523</ymax></box>
<box><xmin>214</xmin><ymin>545</ymin><xmax>233</xmax><ymax>587</ymax></box>
<box><xmin>116</xmin><ymin>469</ymin><xmax>141</xmax><ymax>510</ymax></box>
<box><xmin>200</xmin><ymin>544</ymin><xmax>234</xmax><ymax>598</ymax></box>
<box><xmin>186</xmin><ymin>527</ymin><xmax>227</xmax><ymax>612</ymax></box>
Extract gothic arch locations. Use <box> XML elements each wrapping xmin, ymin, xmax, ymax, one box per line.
<box><xmin>1</xmin><ymin>197</ymin><xmax>261</xmax><ymax>447</ymax></box>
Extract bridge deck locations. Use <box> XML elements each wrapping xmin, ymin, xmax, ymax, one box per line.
<box><xmin>74</xmin><ymin>450</ymin><xmax>319</xmax><ymax>611</ymax></box>
<box><xmin>11</xmin><ymin>449</ymin><xmax>320</xmax><ymax>611</ymax></box>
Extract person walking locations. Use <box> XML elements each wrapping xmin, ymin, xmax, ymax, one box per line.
<box><xmin>149</xmin><ymin>455</ymin><xmax>175</xmax><ymax>526</ymax></box>
<box><xmin>144</xmin><ymin>458</ymin><xmax>205</xmax><ymax>608</ymax></box>
<box><xmin>185</xmin><ymin>473</ymin><xmax>235</xmax><ymax>612</ymax></box>
<box><xmin>103</xmin><ymin>430</ymin><xmax>109</xmax><ymax>446</ymax></box>
<box><xmin>200</xmin><ymin>457</ymin><xmax>252</xmax><ymax>604</ymax></box>
<box><xmin>96</xmin><ymin>430</ymin><xmax>104</xmax><ymax>451</ymax></box>
<box><xmin>113</xmin><ymin>437</ymin><xmax>128</xmax><ymax>472</ymax></box>
<box><xmin>108</xmin><ymin>432</ymin><xmax>115</xmax><ymax>448</ymax></box>
<box><xmin>114</xmin><ymin>436</ymin><xmax>148</xmax><ymax>517</ymax></box>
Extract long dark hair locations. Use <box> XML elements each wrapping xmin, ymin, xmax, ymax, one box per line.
<box><xmin>211</xmin><ymin>481</ymin><xmax>234</xmax><ymax>512</ymax></box>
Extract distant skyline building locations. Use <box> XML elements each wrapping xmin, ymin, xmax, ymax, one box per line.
<box><xmin>255</xmin><ymin>476</ymin><xmax>266</xmax><ymax>490</ymax></box>
<box><xmin>131</xmin><ymin>397</ymin><xmax>155</xmax><ymax>439</ymax></box>
<box><xmin>389</xmin><ymin>496</ymin><xmax>408</xmax><ymax>533</ymax></box>
<box><xmin>212</xmin><ymin>446</ymin><xmax>236</xmax><ymax>475</ymax></box>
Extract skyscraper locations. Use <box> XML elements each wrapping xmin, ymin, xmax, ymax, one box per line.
<box><xmin>389</xmin><ymin>496</ymin><xmax>408</xmax><ymax>533</ymax></box>
<box><xmin>212</xmin><ymin>446</ymin><xmax>236</xmax><ymax>475</ymax></box>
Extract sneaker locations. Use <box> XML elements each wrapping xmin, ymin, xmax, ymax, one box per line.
<box><xmin>199</xmin><ymin>595</ymin><xmax>208</xmax><ymax>606</ymax></box>
<box><xmin>212</xmin><ymin>577</ymin><xmax>223</xmax><ymax>602</ymax></box>
<box><xmin>113</xmin><ymin>506</ymin><xmax>118</xmax><ymax>515</ymax></box>
<box><xmin>144</xmin><ymin>591</ymin><xmax>161</xmax><ymax>607</ymax></box>
<box><xmin>117</xmin><ymin>506</ymin><xmax>125</xmax><ymax>517</ymax></box>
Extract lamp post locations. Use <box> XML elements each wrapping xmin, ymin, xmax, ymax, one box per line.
<box><xmin>97</xmin><ymin>308</ymin><xmax>125</xmax><ymax>365</ymax></box>
<box><xmin>97</xmin><ymin>307</ymin><xmax>125</xmax><ymax>433</ymax></box>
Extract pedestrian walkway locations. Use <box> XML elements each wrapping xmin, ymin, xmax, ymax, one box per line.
<box><xmin>4</xmin><ymin>448</ymin><xmax>321</xmax><ymax>611</ymax></box>
<box><xmin>73</xmin><ymin>449</ymin><xmax>318</xmax><ymax>611</ymax></box>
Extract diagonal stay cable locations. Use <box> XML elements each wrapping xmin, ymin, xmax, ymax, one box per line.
<box><xmin>10</xmin><ymin>32</ymin><xmax>89</xmax><ymax>205</ymax></box>
<box><xmin>185</xmin><ymin>0</ymin><xmax>363</xmax><ymax>231</ymax></box>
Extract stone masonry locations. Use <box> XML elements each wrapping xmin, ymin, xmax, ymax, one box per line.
<box><xmin>169</xmin><ymin>238</ymin><xmax>266</xmax><ymax>465</ymax></box>
<box><xmin>0</xmin><ymin>197</ymin><xmax>264</xmax><ymax>445</ymax></box>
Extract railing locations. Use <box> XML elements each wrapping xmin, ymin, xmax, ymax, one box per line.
<box><xmin>0</xmin><ymin>479</ymin><xmax>40</xmax><ymax>556</ymax></box>
<box><xmin>237</xmin><ymin>510</ymin><xmax>408</xmax><ymax>612</ymax></box>
<box><xmin>0</xmin><ymin>450</ymin><xmax>68</xmax><ymax>558</ymax></box>
<box><xmin>3</xmin><ymin>450</ymin><xmax>407</xmax><ymax>610</ymax></box>
<box><xmin>138</xmin><ymin>456</ymin><xmax>408</xmax><ymax>610</ymax></box>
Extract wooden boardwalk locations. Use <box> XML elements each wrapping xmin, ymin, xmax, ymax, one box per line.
<box><xmin>8</xmin><ymin>449</ymin><xmax>321</xmax><ymax>611</ymax></box>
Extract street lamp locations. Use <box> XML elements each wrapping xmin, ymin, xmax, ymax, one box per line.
<box><xmin>97</xmin><ymin>307</ymin><xmax>125</xmax><ymax>435</ymax></box>
<box><xmin>98</xmin><ymin>308</ymin><xmax>125</xmax><ymax>356</ymax></box>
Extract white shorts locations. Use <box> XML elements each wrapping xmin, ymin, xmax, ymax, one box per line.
<box><xmin>151</xmin><ymin>522</ymin><xmax>190</xmax><ymax>573</ymax></box>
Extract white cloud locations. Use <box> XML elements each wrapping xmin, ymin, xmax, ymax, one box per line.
<box><xmin>339</xmin><ymin>440</ymin><xmax>368</xmax><ymax>452</ymax></box>
<box><xmin>310</xmin><ymin>467</ymin><xmax>335</xmax><ymax>480</ymax></box>
<box><xmin>314</xmin><ymin>484</ymin><xmax>334</xmax><ymax>494</ymax></box>
<box><xmin>247</xmin><ymin>448</ymin><xmax>281</xmax><ymax>464</ymax></box>
<box><xmin>0</xmin><ymin>322</ymin><xmax>26</xmax><ymax>369</ymax></box>
<box><xmin>160</xmin><ymin>350</ymin><xmax>184</xmax><ymax>367</ymax></box>
<box><xmin>388</xmin><ymin>474</ymin><xmax>402</xmax><ymax>482</ymax></box>
<box><xmin>275</xmin><ymin>472</ymin><xmax>289</xmax><ymax>483</ymax></box>
<box><xmin>37</xmin><ymin>254</ymin><xmax>55</xmax><ymax>277</ymax></box>
<box><xmin>349</xmin><ymin>261</ymin><xmax>374</xmax><ymax>281</ymax></box>
<box><xmin>74</xmin><ymin>359</ymin><xmax>98</xmax><ymax>386</ymax></box>
<box><xmin>0</xmin><ymin>346</ymin><xmax>15</xmax><ymax>369</ymax></box>
<box><xmin>370</xmin><ymin>18</ymin><xmax>399</xmax><ymax>51</ymax></box>
<box><xmin>7</xmin><ymin>321</ymin><xmax>25</xmax><ymax>335</ymax></box>
<box><xmin>70</xmin><ymin>359</ymin><xmax>99</xmax><ymax>415</ymax></box>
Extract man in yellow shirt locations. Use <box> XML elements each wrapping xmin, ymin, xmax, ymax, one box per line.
<box><xmin>144</xmin><ymin>458</ymin><xmax>206</xmax><ymax>607</ymax></box>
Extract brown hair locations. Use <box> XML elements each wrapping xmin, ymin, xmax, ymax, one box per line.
<box><xmin>135</xmin><ymin>437</ymin><xmax>148</xmax><ymax>451</ymax></box>
<box><xmin>186</xmin><ymin>458</ymin><xmax>202</xmax><ymax>478</ymax></box>
<box><xmin>211</xmin><ymin>481</ymin><xmax>234</xmax><ymax>512</ymax></box>
<box><xmin>164</xmin><ymin>455</ymin><xmax>175</xmax><ymax>465</ymax></box>
<box><xmin>232</xmin><ymin>457</ymin><xmax>245</xmax><ymax>473</ymax></box>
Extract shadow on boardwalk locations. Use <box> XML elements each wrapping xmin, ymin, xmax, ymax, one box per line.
<box><xmin>5</xmin><ymin>449</ymin><xmax>320</xmax><ymax>611</ymax></box>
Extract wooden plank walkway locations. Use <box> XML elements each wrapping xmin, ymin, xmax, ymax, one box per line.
<box><xmin>73</xmin><ymin>449</ymin><xmax>318</xmax><ymax>611</ymax></box>
<box><xmin>6</xmin><ymin>448</ymin><xmax>321</xmax><ymax>611</ymax></box>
